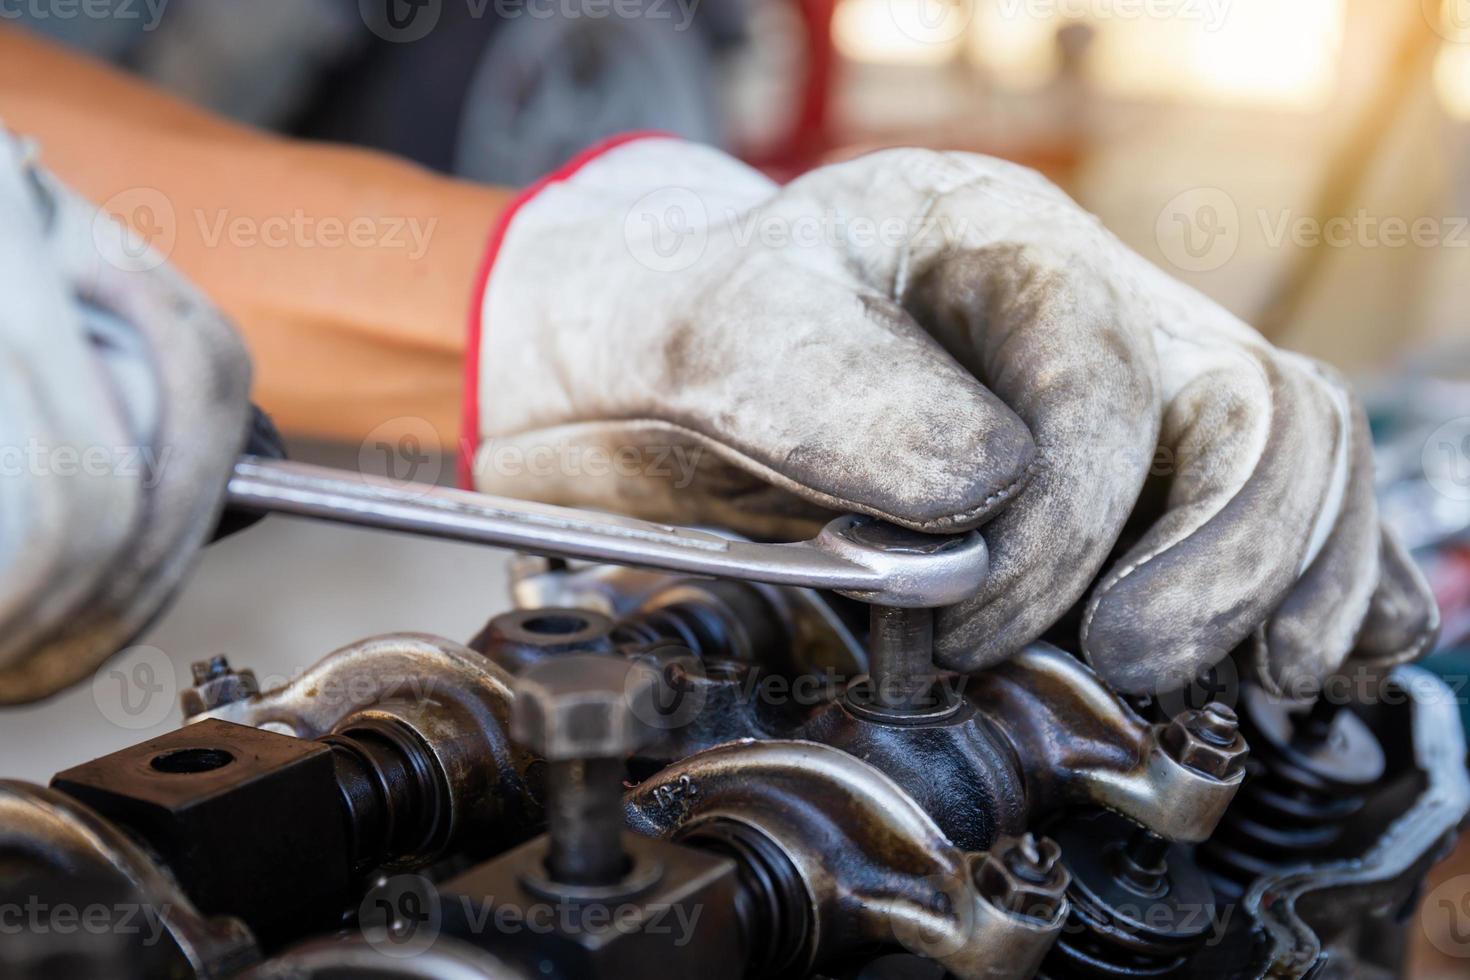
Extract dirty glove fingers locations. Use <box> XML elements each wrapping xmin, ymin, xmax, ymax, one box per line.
<box><xmin>478</xmin><ymin>178</ymin><xmax>1038</xmax><ymax>536</ymax></box>
<box><xmin>482</xmin><ymin>272</ymin><xmax>1037</xmax><ymax>534</ymax></box>
<box><xmin>0</xmin><ymin>172</ymin><xmax>252</xmax><ymax>704</ymax></box>
<box><xmin>1081</xmin><ymin>334</ymin><xmax>1348</xmax><ymax>695</ymax></box>
<box><xmin>1345</xmin><ymin>524</ymin><xmax>1440</xmax><ymax>668</ymax></box>
<box><xmin>1248</xmin><ymin>371</ymin><xmax>1380</xmax><ymax>697</ymax></box>
<box><xmin>469</xmin><ymin>421</ymin><xmax>843</xmax><ymax>542</ymax></box>
<box><xmin>904</xmin><ymin>242</ymin><xmax>1162</xmax><ymax>673</ymax></box>
<box><xmin>0</xmin><ymin>146</ymin><xmax>143</xmax><ymax>673</ymax></box>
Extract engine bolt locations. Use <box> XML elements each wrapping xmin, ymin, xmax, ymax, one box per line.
<box><xmin>868</xmin><ymin>606</ymin><xmax>939</xmax><ymax>713</ymax></box>
<box><xmin>1291</xmin><ymin>693</ymin><xmax>1342</xmax><ymax>746</ymax></box>
<box><xmin>1112</xmin><ymin>827</ymin><xmax>1171</xmax><ymax>898</ymax></box>
<box><xmin>180</xmin><ymin>656</ymin><xmax>258</xmax><ymax>717</ymax></box>
<box><xmin>512</xmin><ymin>654</ymin><xmax>659</xmax><ymax>886</ymax></box>
<box><xmin>1194</xmin><ymin>703</ymin><xmax>1239</xmax><ymax>743</ymax></box>
<box><xmin>1161</xmin><ymin>702</ymin><xmax>1248</xmax><ymax>780</ymax></box>
<box><xmin>974</xmin><ymin>833</ymin><xmax>1069</xmax><ymax>923</ymax></box>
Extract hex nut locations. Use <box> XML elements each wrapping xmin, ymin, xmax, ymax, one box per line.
<box><xmin>512</xmin><ymin>654</ymin><xmax>659</xmax><ymax>760</ymax></box>
<box><xmin>1161</xmin><ymin>704</ymin><xmax>1249</xmax><ymax>780</ymax></box>
<box><xmin>181</xmin><ymin>656</ymin><xmax>259</xmax><ymax>717</ymax></box>
<box><xmin>973</xmin><ymin>833</ymin><xmax>1070</xmax><ymax>923</ymax></box>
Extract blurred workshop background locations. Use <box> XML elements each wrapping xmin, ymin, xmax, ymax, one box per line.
<box><xmin>3</xmin><ymin>0</ymin><xmax>1470</xmax><ymax>971</ymax></box>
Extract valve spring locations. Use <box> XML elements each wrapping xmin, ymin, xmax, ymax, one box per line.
<box><xmin>1044</xmin><ymin>813</ymin><xmax>1218</xmax><ymax>979</ymax></box>
<box><xmin>610</xmin><ymin>601</ymin><xmax>747</xmax><ymax>661</ymax></box>
<box><xmin>674</xmin><ymin>820</ymin><xmax>809</xmax><ymax>977</ymax></box>
<box><xmin>1049</xmin><ymin>928</ymin><xmax>1196</xmax><ymax>978</ymax></box>
<box><xmin>1197</xmin><ymin>695</ymin><xmax>1383</xmax><ymax>893</ymax></box>
<box><xmin>323</xmin><ymin>717</ymin><xmax>450</xmax><ymax>872</ymax></box>
<box><xmin>1197</xmin><ymin>753</ymin><xmax>1369</xmax><ymax>890</ymax></box>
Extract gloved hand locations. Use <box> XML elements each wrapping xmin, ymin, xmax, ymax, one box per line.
<box><xmin>0</xmin><ymin>129</ymin><xmax>251</xmax><ymax>703</ymax></box>
<box><xmin>468</xmin><ymin>137</ymin><xmax>1437</xmax><ymax>697</ymax></box>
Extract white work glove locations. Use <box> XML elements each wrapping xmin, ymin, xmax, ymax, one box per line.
<box><xmin>468</xmin><ymin>137</ymin><xmax>1438</xmax><ymax>697</ymax></box>
<box><xmin>0</xmin><ymin>129</ymin><xmax>251</xmax><ymax>703</ymax></box>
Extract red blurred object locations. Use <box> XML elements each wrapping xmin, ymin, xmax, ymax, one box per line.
<box><xmin>1431</xmin><ymin>543</ymin><xmax>1470</xmax><ymax>648</ymax></box>
<box><xmin>740</xmin><ymin>0</ymin><xmax>837</xmax><ymax>179</ymax></box>
<box><xmin>740</xmin><ymin>0</ymin><xmax>1086</xmax><ymax>186</ymax></box>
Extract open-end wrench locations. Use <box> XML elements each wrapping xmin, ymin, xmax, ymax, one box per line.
<box><xmin>225</xmin><ymin>457</ymin><xmax>987</xmax><ymax>608</ymax></box>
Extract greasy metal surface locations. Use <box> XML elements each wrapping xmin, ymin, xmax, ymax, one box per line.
<box><xmin>1159</xmin><ymin>703</ymin><xmax>1250</xmax><ymax>780</ymax></box>
<box><xmin>246</xmin><ymin>936</ymin><xmax>529</xmax><ymax>979</ymax></box>
<box><xmin>967</xmin><ymin>643</ymin><xmax>1242</xmax><ymax>842</ymax></box>
<box><xmin>0</xmin><ymin>780</ymin><xmax>258</xmax><ymax>978</ymax></box>
<box><xmin>227</xmin><ymin>459</ymin><xmax>988</xmax><ymax>607</ymax></box>
<box><xmin>511</xmin><ymin>654</ymin><xmax>658</xmax><ymax>760</ymax></box>
<box><xmin>195</xmin><ymin>632</ymin><xmax>536</xmax><ymax>857</ymax></box>
<box><xmin>13</xmin><ymin>544</ymin><xmax>1464</xmax><ymax>978</ymax></box>
<box><xmin>624</xmin><ymin>740</ymin><xmax>1066</xmax><ymax>979</ymax></box>
<box><xmin>797</xmin><ymin>695</ymin><xmax>1028</xmax><ymax>852</ymax></box>
<box><xmin>52</xmin><ymin>719</ymin><xmax>368</xmax><ymax>944</ymax></box>
<box><xmin>511</xmin><ymin>654</ymin><xmax>659</xmax><ymax>887</ymax></box>
<box><xmin>1243</xmin><ymin>666</ymin><xmax>1470</xmax><ymax>978</ymax></box>
<box><xmin>509</xmin><ymin>561</ymin><xmax>867</xmax><ymax>674</ymax></box>
<box><xmin>439</xmin><ymin>833</ymin><xmax>745</xmax><ymax>979</ymax></box>
<box><xmin>1047</xmin><ymin>809</ymin><xmax>1218</xmax><ymax>974</ymax></box>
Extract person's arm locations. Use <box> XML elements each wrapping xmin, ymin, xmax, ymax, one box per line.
<box><xmin>0</xmin><ymin>25</ymin><xmax>510</xmax><ymax>449</ymax></box>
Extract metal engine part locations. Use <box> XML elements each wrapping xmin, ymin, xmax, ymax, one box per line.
<box><xmin>2</xmin><ymin>505</ymin><xmax>1466</xmax><ymax>978</ymax></box>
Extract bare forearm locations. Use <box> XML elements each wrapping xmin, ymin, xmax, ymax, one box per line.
<box><xmin>0</xmin><ymin>26</ymin><xmax>510</xmax><ymax>446</ymax></box>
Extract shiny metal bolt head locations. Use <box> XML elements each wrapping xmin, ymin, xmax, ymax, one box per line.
<box><xmin>973</xmin><ymin>833</ymin><xmax>1070</xmax><ymax>923</ymax></box>
<box><xmin>1162</xmin><ymin>702</ymin><xmax>1249</xmax><ymax>780</ymax></box>
<box><xmin>512</xmin><ymin>654</ymin><xmax>659</xmax><ymax>760</ymax></box>
<box><xmin>180</xmin><ymin>656</ymin><xmax>258</xmax><ymax>717</ymax></box>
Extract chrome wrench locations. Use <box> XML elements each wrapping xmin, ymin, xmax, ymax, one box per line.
<box><xmin>225</xmin><ymin>457</ymin><xmax>987</xmax><ymax>608</ymax></box>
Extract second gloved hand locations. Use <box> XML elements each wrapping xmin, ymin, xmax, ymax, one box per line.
<box><xmin>0</xmin><ymin>128</ymin><xmax>251</xmax><ymax>703</ymax></box>
<box><xmin>467</xmin><ymin>138</ymin><xmax>1436</xmax><ymax>697</ymax></box>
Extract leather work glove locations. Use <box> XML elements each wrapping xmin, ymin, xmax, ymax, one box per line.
<box><xmin>0</xmin><ymin>129</ymin><xmax>251</xmax><ymax>703</ymax></box>
<box><xmin>468</xmin><ymin>137</ymin><xmax>1438</xmax><ymax>697</ymax></box>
